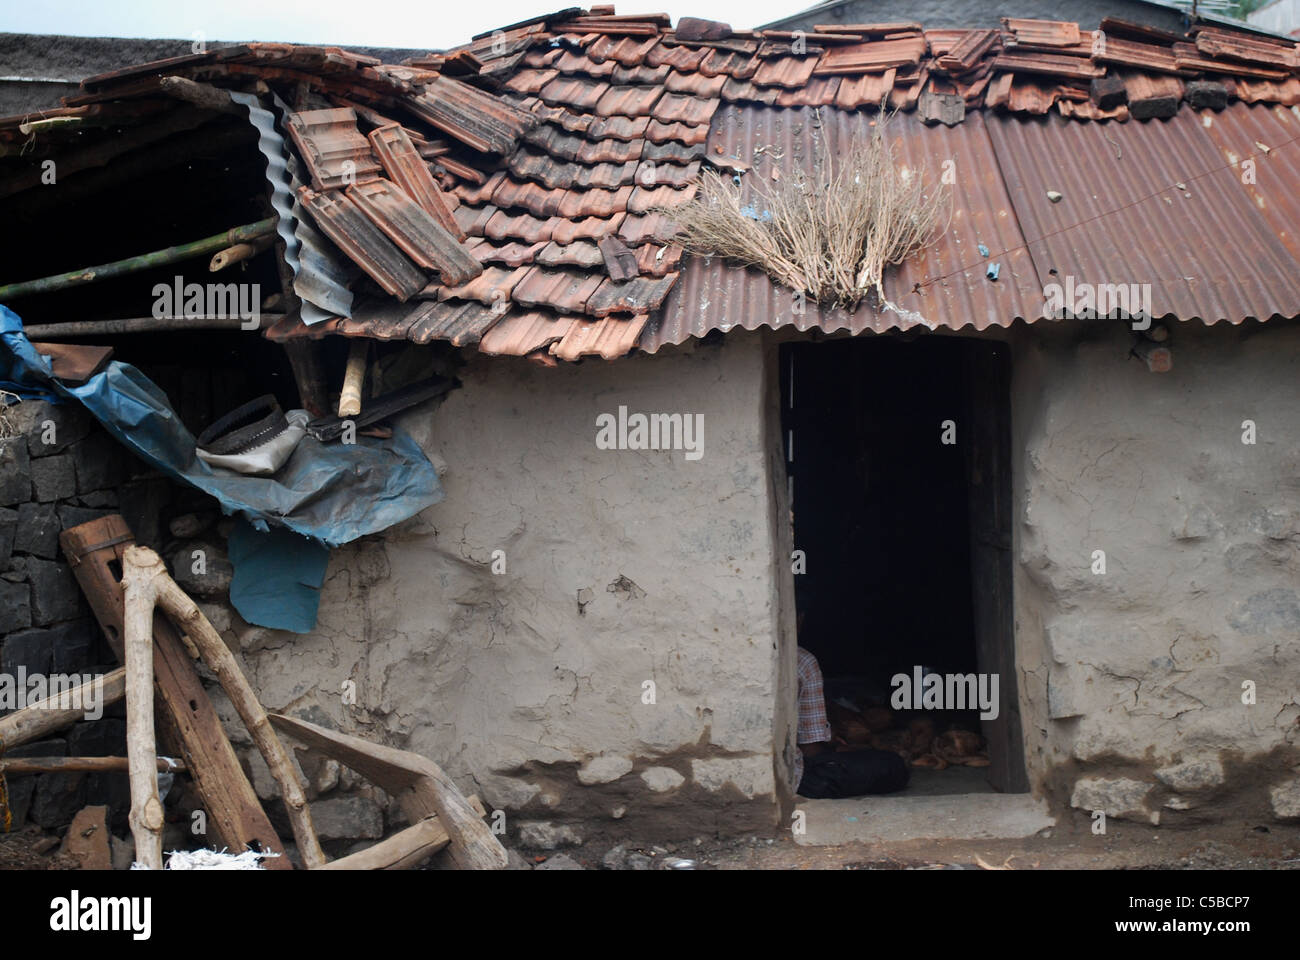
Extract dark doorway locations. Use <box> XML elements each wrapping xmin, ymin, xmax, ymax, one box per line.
<box><xmin>781</xmin><ymin>335</ymin><xmax>1027</xmax><ymax>793</ymax></box>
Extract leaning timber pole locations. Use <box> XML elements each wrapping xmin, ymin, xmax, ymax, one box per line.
<box><xmin>0</xmin><ymin>218</ymin><xmax>277</xmax><ymax>301</ymax></box>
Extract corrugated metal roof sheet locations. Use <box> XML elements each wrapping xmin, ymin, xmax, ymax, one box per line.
<box><xmin>232</xmin><ymin>90</ymin><xmax>356</xmax><ymax>325</ymax></box>
<box><xmin>643</xmin><ymin>104</ymin><xmax>1043</xmax><ymax>351</ymax></box>
<box><xmin>986</xmin><ymin>105</ymin><xmax>1300</xmax><ymax>324</ymax></box>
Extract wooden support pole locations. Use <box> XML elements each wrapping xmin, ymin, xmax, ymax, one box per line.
<box><xmin>121</xmin><ymin>546</ymin><xmax>166</xmax><ymax>871</ymax></box>
<box><xmin>148</xmin><ymin>563</ymin><xmax>326</xmax><ymax>869</ymax></box>
<box><xmin>0</xmin><ymin>756</ymin><xmax>185</xmax><ymax>775</ymax></box>
<box><xmin>157</xmin><ymin>76</ymin><xmax>245</xmax><ymax>115</ymax></box>
<box><xmin>0</xmin><ymin>218</ymin><xmax>277</xmax><ymax>301</ymax></box>
<box><xmin>0</xmin><ymin>668</ymin><xmax>126</xmax><ymax>751</ymax></box>
<box><xmin>269</xmin><ymin>713</ymin><xmax>508</xmax><ymax>870</ymax></box>
<box><xmin>283</xmin><ymin>339</ymin><xmax>331</xmax><ymax>418</ymax></box>
<box><xmin>20</xmin><ymin>314</ymin><xmax>283</xmax><ymax>340</ymax></box>
<box><xmin>60</xmin><ymin>517</ymin><xmax>291</xmax><ymax>869</ymax></box>
<box><xmin>338</xmin><ymin>339</ymin><xmax>368</xmax><ymax>417</ymax></box>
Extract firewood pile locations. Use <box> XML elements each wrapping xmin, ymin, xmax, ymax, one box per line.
<box><xmin>0</xmin><ymin>514</ymin><xmax>507</xmax><ymax>870</ymax></box>
<box><xmin>828</xmin><ymin>701</ymin><xmax>990</xmax><ymax>770</ymax></box>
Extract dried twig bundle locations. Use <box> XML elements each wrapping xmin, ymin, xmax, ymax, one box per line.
<box><xmin>668</xmin><ymin>109</ymin><xmax>950</xmax><ymax>315</ymax></box>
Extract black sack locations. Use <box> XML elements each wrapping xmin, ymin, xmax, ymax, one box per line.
<box><xmin>798</xmin><ymin>749</ymin><xmax>910</xmax><ymax>799</ymax></box>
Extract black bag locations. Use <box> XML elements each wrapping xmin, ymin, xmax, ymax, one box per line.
<box><xmin>798</xmin><ymin>749</ymin><xmax>910</xmax><ymax>799</ymax></box>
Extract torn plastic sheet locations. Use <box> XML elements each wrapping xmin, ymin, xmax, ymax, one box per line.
<box><xmin>2</xmin><ymin>305</ymin><xmax>442</xmax><ymax>627</ymax></box>
<box><xmin>228</xmin><ymin>517</ymin><xmax>329</xmax><ymax>633</ymax></box>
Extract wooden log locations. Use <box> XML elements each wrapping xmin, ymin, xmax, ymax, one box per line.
<box><xmin>282</xmin><ymin>339</ymin><xmax>330</xmax><ymax>417</ymax></box>
<box><xmin>147</xmin><ymin>559</ymin><xmax>326</xmax><ymax>869</ymax></box>
<box><xmin>157</xmin><ymin>76</ymin><xmax>245</xmax><ymax>115</ymax></box>
<box><xmin>121</xmin><ymin>546</ymin><xmax>166</xmax><ymax>870</ymax></box>
<box><xmin>21</xmin><ymin>314</ymin><xmax>283</xmax><ymax>339</ymax></box>
<box><xmin>0</xmin><ymin>668</ymin><xmax>125</xmax><ymax>751</ymax></box>
<box><xmin>59</xmin><ymin>516</ymin><xmax>291</xmax><ymax>869</ymax></box>
<box><xmin>0</xmin><ymin>218</ymin><xmax>277</xmax><ymax>301</ymax></box>
<box><xmin>318</xmin><ymin>796</ymin><xmax>486</xmax><ymax>871</ymax></box>
<box><xmin>269</xmin><ymin>713</ymin><xmax>508</xmax><ymax>870</ymax></box>
<box><xmin>337</xmin><ymin>339</ymin><xmax>368</xmax><ymax>417</ymax></box>
<box><xmin>0</xmin><ymin>756</ymin><xmax>185</xmax><ymax>775</ymax></box>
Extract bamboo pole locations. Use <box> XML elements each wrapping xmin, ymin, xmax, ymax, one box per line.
<box><xmin>0</xmin><ymin>756</ymin><xmax>185</xmax><ymax>775</ymax></box>
<box><xmin>210</xmin><ymin>234</ymin><xmax>275</xmax><ymax>272</ymax></box>
<box><xmin>338</xmin><ymin>339</ymin><xmax>368</xmax><ymax>417</ymax></box>
<box><xmin>0</xmin><ymin>218</ymin><xmax>277</xmax><ymax>301</ymax></box>
<box><xmin>121</xmin><ymin>546</ymin><xmax>166</xmax><ymax>871</ymax></box>
<box><xmin>20</xmin><ymin>314</ymin><xmax>284</xmax><ymax>339</ymax></box>
<box><xmin>0</xmin><ymin>668</ymin><xmax>126</xmax><ymax>751</ymax></box>
<box><xmin>145</xmin><ymin>554</ymin><xmax>326</xmax><ymax>869</ymax></box>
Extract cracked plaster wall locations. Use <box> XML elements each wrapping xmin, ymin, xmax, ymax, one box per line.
<box><xmin>231</xmin><ymin>332</ymin><xmax>786</xmax><ymax>841</ymax></box>
<box><xmin>1009</xmin><ymin>319</ymin><xmax>1300</xmax><ymax>820</ymax></box>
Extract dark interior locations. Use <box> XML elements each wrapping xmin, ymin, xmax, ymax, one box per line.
<box><xmin>781</xmin><ymin>335</ymin><xmax>982</xmax><ymax>734</ymax></box>
<box><xmin>3</xmin><ymin>116</ymin><xmax>299</xmax><ymax>426</ymax></box>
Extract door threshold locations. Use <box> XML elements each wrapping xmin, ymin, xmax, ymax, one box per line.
<box><xmin>794</xmin><ymin>793</ymin><xmax>1054</xmax><ymax>845</ymax></box>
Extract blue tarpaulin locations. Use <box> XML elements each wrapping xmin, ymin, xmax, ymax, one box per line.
<box><xmin>2</xmin><ymin>305</ymin><xmax>443</xmax><ymax>630</ymax></box>
<box><xmin>227</xmin><ymin>517</ymin><xmax>330</xmax><ymax>633</ymax></box>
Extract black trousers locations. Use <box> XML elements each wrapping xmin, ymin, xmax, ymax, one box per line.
<box><xmin>797</xmin><ymin>749</ymin><xmax>910</xmax><ymax>799</ymax></box>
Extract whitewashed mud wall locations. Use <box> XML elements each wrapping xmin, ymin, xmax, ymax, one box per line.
<box><xmin>1010</xmin><ymin>319</ymin><xmax>1300</xmax><ymax>824</ymax></box>
<box><xmin>229</xmin><ymin>332</ymin><xmax>788</xmax><ymax>846</ymax></box>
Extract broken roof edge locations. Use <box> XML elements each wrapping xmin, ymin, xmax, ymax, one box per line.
<box><xmin>10</xmin><ymin>9</ymin><xmax>1300</xmax><ymax>363</ymax></box>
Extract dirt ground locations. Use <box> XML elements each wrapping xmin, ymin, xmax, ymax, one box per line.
<box><xmin>534</xmin><ymin>813</ymin><xmax>1300</xmax><ymax>870</ymax></box>
<box><xmin>5</xmin><ymin>811</ymin><xmax>1298</xmax><ymax>871</ymax></box>
<box><xmin>0</xmin><ymin>827</ymin><xmax>78</xmax><ymax>870</ymax></box>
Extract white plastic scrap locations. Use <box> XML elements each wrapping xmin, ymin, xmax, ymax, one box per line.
<box><xmin>147</xmin><ymin>848</ymin><xmax>281</xmax><ymax>870</ymax></box>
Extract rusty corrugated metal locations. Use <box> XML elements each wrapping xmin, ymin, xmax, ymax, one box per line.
<box><xmin>642</xmin><ymin>104</ymin><xmax>1042</xmax><ymax>352</ymax></box>
<box><xmin>986</xmin><ymin>106</ymin><xmax>1300</xmax><ymax>324</ymax></box>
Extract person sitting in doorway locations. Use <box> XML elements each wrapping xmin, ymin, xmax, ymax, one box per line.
<box><xmin>794</xmin><ymin>645</ymin><xmax>909</xmax><ymax>799</ymax></box>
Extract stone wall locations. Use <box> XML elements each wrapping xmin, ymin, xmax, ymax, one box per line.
<box><xmin>1</xmin><ymin>399</ymin><xmax>133</xmax><ymax>830</ymax></box>
<box><xmin>0</xmin><ymin>395</ymin><xmax>236</xmax><ymax>837</ymax></box>
<box><xmin>1008</xmin><ymin>318</ymin><xmax>1300</xmax><ymax>825</ymax></box>
<box><xmin>228</xmin><ymin>331</ymin><xmax>787</xmax><ymax>848</ymax></box>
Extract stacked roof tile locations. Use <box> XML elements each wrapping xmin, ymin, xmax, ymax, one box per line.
<box><xmin>11</xmin><ymin>7</ymin><xmax>1300</xmax><ymax>359</ymax></box>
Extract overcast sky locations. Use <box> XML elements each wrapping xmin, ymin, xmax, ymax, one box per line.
<box><xmin>4</xmin><ymin>0</ymin><xmax>809</xmax><ymax>48</ymax></box>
